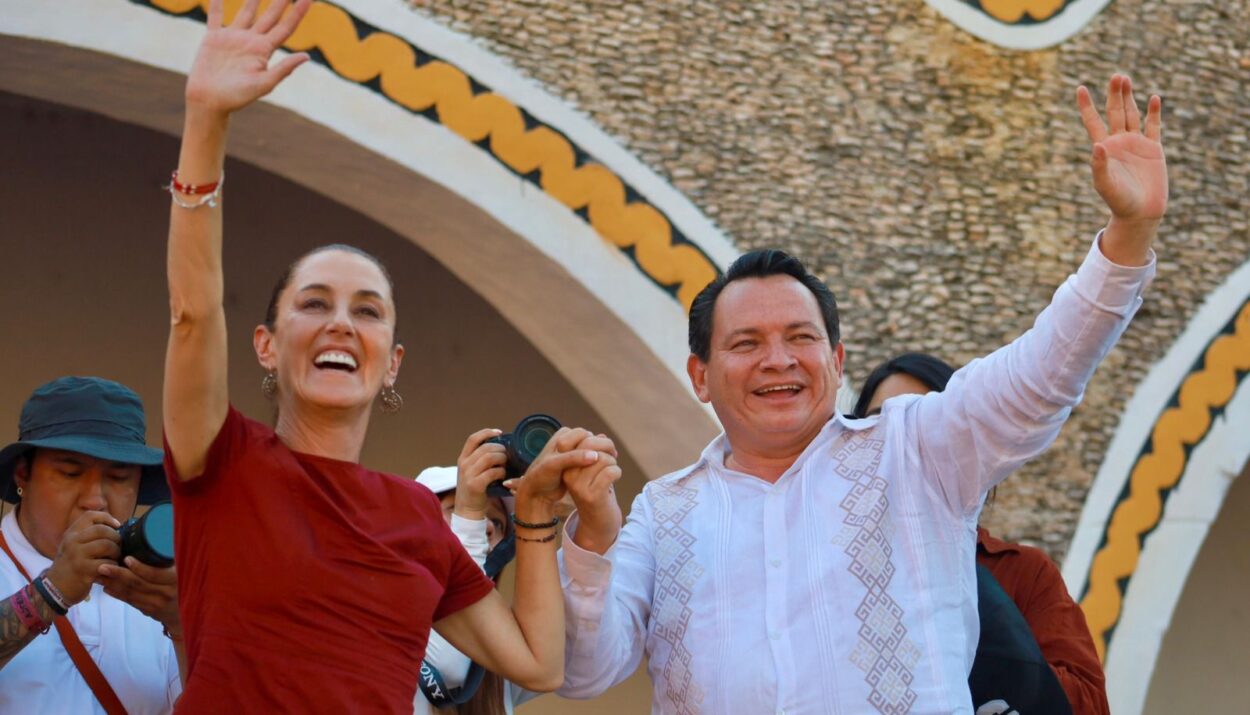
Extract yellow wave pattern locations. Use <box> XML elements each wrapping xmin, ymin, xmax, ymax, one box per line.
<box><xmin>1081</xmin><ymin>301</ymin><xmax>1250</xmax><ymax>661</ymax></box>
<box><xmin>977</xmin><ymin>0</ymin><xmax>1069</xmax><ymax>23</ymax></box>
<box><xmin>150</xmin><ymin>0</ymin><xmax>719</xmax><ymax>310</ymax></box>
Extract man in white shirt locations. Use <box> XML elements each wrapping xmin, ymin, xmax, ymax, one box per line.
<box><xmin>0</xmin><ymin>377</ymin><xmax>183</xmax><ymax>714</ymax></box>
<box><xmin>556</xmin><ymin>76</ymin><xmax>1166</xmax><ymax>713</ymax></box>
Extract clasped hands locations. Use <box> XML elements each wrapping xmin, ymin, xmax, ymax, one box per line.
<box><xmin>457</xmin><ymin>426</ymin><xmax>623</xmax><ymax>555</ymax></box>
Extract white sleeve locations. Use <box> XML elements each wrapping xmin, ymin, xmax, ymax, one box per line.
<box><xmin>906</xmin><ymin>231</ymin><xmax>1156</xmax><ymax>516</ymax></box>
<box><xmin>556</xmin><ymin>492</ymin><xmax>656</xmax><ymax>699</ymax></box>
<box><xmin>449</xmin><ymin>513</ymin><xmax>490</xmax><ymax>571</ymax></box>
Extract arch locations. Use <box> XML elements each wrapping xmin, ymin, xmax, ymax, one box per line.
<box><xmin>923</xmin><ymin>0</ymin><xmax>1112</xmax><ymax>49</ymax></box>
<box><xmin>1062</xmin><ymin>258</ymin><xmax>1250</xmax><ymax>714</ymax></box>
<box><xmin>2</xmin><ymin>0</ymin><xmax>734</xmax><ymax>477</ymax></box>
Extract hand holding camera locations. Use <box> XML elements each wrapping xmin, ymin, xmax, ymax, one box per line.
<box><xmin>45</xmin><ymin>510</ymin><xmax>125</xmax><ymax>606</ymax></box>
<box><xmin>98</xmin><ymin>501</ymin><xmax>180</xmax><ymax>631</ymax></box>
<box><xmin>454</xmin><ymin>428</ymin><xmax>508</xmax><ymax>522</ymax></box>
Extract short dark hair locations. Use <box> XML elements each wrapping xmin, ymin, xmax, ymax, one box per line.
<box><xmin>264</xmin><ymin>244</ymin><xmax>396</xmax><ymax>332</ymax></box>
<box><xmin>688</xmin><ymin>249</ymin><xmax>840</xmax><ymax>362</ymax></box>
<box><xmin>852</xmin><ymin>352</ymin><xmax>956</xmax><ymax>418</ymax></box>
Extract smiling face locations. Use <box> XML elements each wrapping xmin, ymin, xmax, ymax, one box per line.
<box><xmin>688</xmin><ymin>274</ymin><xmax>845</xmax><ymax>462</ymax></box>
<box><xmin>254</xmin><ymin>249</ymin><xmax>404</xmax><ymax>417</ymax></box>
<box><xmin>13</xmin><ymin>448</ymin><xmax>141</xmax><ymax>558</ymax></box>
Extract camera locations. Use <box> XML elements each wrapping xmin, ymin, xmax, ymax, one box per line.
<box><xmin>485</xmin><ymin>414</ymin><xmax>561</xmax><ymax>496</ymax></box>
<box><xmin>117</xmin><ymin>500</ymin><xmax>175</xmax><ymax>568</ymax></box>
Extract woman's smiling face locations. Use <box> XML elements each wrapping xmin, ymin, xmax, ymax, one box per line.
<box><xmin>256</xmin><ymin>248</ymin><xmax>403</xmax><ymax>415</ymax></box>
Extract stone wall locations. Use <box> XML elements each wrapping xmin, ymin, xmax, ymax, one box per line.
<box><xmin>410</xmin><ymin>0</ymin><xmax>1250</xmax><ymax>560</ymax></box>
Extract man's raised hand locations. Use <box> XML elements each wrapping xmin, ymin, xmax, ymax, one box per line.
<box><xmin>1077</xmin><ymin>74</ymin><xmax>1168</xmax><ymax>265</ymax></box>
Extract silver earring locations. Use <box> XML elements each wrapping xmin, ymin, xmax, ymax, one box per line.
<box><xmin>380</xmin><ymin>383</ymin><xmax>403</xmax><ymax>413</ymax></box>
<box><xmin>262</xmin><ymin>372</ymin><xmax>278</xmax><ymax>400</ymax></box>
<box><xmin>15</xmin><ymin>487</ymin><xmax>22</xmax><ymax>498</ymax></box>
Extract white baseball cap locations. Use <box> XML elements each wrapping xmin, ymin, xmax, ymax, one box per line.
<box><xmin>416</xmin><ymin>465</ymin><xmax>457</xmax><ymax>495</ymax></box>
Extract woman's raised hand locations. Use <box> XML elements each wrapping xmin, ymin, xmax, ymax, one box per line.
<box><xmin>186</xmin><ymin>0</ymin><xmax>313</xmax><ymax>117</ymax></box>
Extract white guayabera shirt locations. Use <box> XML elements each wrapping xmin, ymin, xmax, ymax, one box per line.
<box><xmin>557</xmin><ymin>236</ymin><xmax>1155</xmax><ymax>715</ymax></box>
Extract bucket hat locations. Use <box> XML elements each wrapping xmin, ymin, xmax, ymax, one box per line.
<box><xmin>0</xmin><ymin>377</ymin><xmax>167</xmax><ymax>504</ymax></box>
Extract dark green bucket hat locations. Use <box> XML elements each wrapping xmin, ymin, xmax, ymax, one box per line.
<box><xmin>0</xmin><ymin>377</ymin><xmax>167</xmax><ymax>505</ymax></box>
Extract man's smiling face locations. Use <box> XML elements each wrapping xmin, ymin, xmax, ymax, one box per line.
<box><xmin>688</xmin><ymin>274</ymin><xmax>844</xmax><ymax>460</ymax></box>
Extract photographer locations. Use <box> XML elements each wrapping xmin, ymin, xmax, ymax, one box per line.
<box><xmin>0</xmin><ymin>377</ymin><xmax>183</xmax><ymax>714</ymax></box>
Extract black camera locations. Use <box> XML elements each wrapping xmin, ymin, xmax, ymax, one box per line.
<box><xmin>485</xmin><ymin>414</ymin><xmax>561</xmax><ymax>496</ymax></box>
<box><xmin>117</xmin><ymin>500</ymin><xmax>175</xmax><ymax>568</ymax></box>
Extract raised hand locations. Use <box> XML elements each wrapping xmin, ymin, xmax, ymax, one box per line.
<box><xmin>1076</xmin><ymin>74</ymin><xmax>1167</xmax><ymax>264</ymax></box>
<box><xmin>563</xmin><ymin>433</ymin><xmax>623</xmax><ymax>555</ymax></box>
<box><xmin>185</xmin><ymin>0</ymin><xmax>312</xmax><ymax>117</ymax></box>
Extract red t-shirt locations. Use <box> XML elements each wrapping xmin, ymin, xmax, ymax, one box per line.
<box><xmin>166</xmin><ymin>407</ymin><xmax>494</xmax><ymax>713</ymax></box>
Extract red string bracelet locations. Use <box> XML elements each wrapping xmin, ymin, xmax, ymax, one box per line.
<box><xmin>169</xmin><ymin>170</ymin><xmax>221</xmax><ymax>195</ymax></box>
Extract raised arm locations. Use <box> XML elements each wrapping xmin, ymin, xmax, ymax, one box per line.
<box><xmin>907</xmin><ymin>74</ymin><xmax>1167</xmax><ymax>514</ymax></box>
<box><xmin>163</xmin><ymin>0</ymin><xmax>310</xmax><ymax>480</ymax></box>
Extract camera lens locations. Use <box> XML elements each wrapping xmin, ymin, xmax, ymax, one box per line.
<box><xmin>513</xmin><ymin>414</ymin><xmax>561</xmax><ymax>464</ymax></box>
<box><xmin>118</xmin><ymin>501</ymin><xmax>175</xmax><ymax>568</ymax></box>
<box><xmin>141</xmin><ymin>502</ymin><xmax>175</xmax><ymax>565</ymax></box>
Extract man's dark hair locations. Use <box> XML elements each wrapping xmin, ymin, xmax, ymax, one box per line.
<box><xmin>688</xmin><ymin>249</ymin><xmax>840</xmax><ymax>362</ymax></box>
<box><xmin>852</xmin><ymin>352</ymin><xmax>956</xmax><ymax>418</ymax></box>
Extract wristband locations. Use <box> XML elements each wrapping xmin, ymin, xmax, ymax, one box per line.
<box><xmin>33</xmin><ymin>572</ymin><xmax>70</xmax><ymax>616</ymax></box>
<box><xmin>11</xmin><ymin>585</ymin><xmax>51</xmax><ymax>633</ymax></box>
<box><xmin>515</xmin><ymin>531</ymin><xmax>558</xmax><ymax>544</ymax></box>
<box><xmin>511</xmin><ymin>513</ymin><xmax>560</xmax><ymax>530</ymax></box>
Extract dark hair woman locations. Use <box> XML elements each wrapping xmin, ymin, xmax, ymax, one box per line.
<box><xmin>161</xmin><ymin>1</ymin><xmax>618</xmax><ymax>711</ymax></box>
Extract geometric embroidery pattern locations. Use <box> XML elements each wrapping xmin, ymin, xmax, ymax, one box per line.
<box><xmin>647</xmin><ymin>481</ymin><xmax>706</xmax><ymax>715</ymax></box>
<box><xmin>832</xmin><ymin>430</ymin><xmax>920</xmax><ymax>714</ymax></box>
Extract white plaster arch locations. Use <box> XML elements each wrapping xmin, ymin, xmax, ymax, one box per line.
<box><xmin>0</xmin><ymin>0</ymin><xmax>728</xmax><ymax>476</ymax></box>
<box><xmin>1063</xmin><ymin>257</ymin><xmax>1250</xmax><ymax>714</ymax></box>
<box><xmin>924</xmin><ymin>0</ymin><xmax>1111</xmax><ymax>50</ymax></box>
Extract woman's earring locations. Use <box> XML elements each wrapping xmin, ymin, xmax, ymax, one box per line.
<box><xmin>262</xmin><ymin>372</ymin><xmax>278</xmax><ymax>400</ymax></box>
<box><xmin>380</xmin><ymin>383</ymin><xmax>403</xmax><ymax>413</ymax></box>
<box><xmin>15</xmin><ymin>487</ymin><xmax>23</xmax><ymax>498</ymax></box>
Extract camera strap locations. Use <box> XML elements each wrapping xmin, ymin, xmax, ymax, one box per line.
<box><xmin>419</xmin><ymin>658</ymin><xmax>486</xmax><ymax>708</ymax></box>
<box><xmin>0</xmin><ymin>532</ymin><xmax>129</xmax><ymax>715</ymax></box>
<box><xmin>419</xmin><ymin>534</ymin><xmax>516</xmax><ymax>707</ymax></box>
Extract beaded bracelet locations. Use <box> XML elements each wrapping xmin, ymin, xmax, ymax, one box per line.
<box><xmin>11</xmin><ymin>585</ymin><xmax>51</xmax><ymax>634</ymax></box>
<box><xmin>32</xmin><ymin>573</ymin><xmax>69</xmax><ymax>616</ymax></box>
<box><xmin>515</xmin><ymin>531</ymin><xmax>558</xmax><ymax>544</ymax></box>
<box><xmin>512</xmin><ymin>514</ymin><xmax>560</xmax><ymax>530</ymax></box>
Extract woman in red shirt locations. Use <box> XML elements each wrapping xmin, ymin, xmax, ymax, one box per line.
<box><xmin>161</xmin><ymin>1</ymin><xmax>619</xmax><ymax>711</ymax></box>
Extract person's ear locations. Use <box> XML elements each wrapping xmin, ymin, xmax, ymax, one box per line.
<box><xmin>12</xmin><ymin>453</ymin><xmax>32</xmax><ymax>493</ymax></box>
<box><xmin>386</xmin><ymin>343</ymin><xmax>405</xmax><ymax>386</ymax></box>
<box><xmin>687</xmin><ymin>354</ymin><xmax>711</xmax><ymax>403</ymax></box>
<box><xmin>254</xmin><ymin>324</ymin><xmax>278</xmax><ymax>372</ymax></box>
